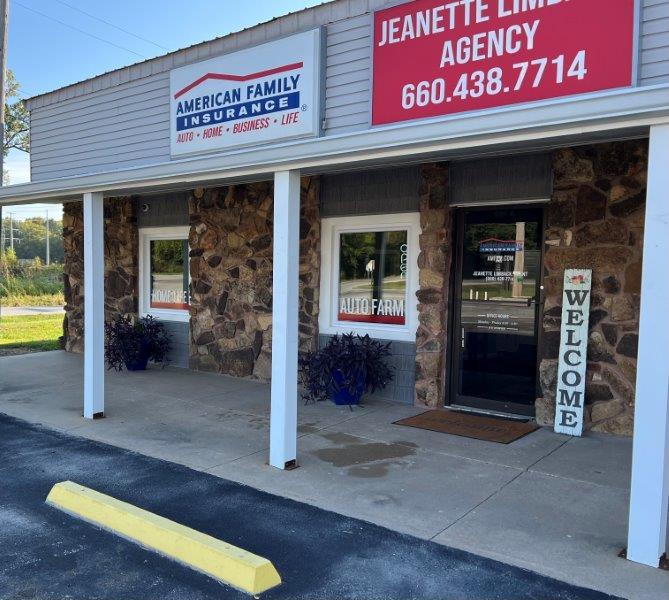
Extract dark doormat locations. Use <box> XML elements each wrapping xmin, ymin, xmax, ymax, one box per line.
<box><xmin>393</xmin><ymin>410</ymin><xmax>539</xmax><ymax>444</ymax></box>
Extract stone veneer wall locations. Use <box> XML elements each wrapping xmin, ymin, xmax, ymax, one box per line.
<box><xmin>188</xmin><ymin>177</ymin><xmax>320</xmax><ymax>379</ymax></box>
<box><xmin>62</xmin><ymin>198</ymin><xmax>138</xmax><ymax>352</ymax></box>
<box><xmin>62</xmin><ymin>202</ymin><xmax>84</xmax><ymax>351</ymax></box>
<box><xmin>58</xmin><ymin>143</ymin><xmax>645</xmax><ymax>435</ymax></box>
<box><xmin>414</xmin><ymin>163</ymin><xmax>451</xmax><ymax>408</ymax></box>
<box><xmin>537</xmin><ymin>141</ymin><xmax>647</xmax><ymax>435</ymax></box>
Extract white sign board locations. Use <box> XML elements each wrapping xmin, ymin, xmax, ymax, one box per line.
<box><xmin>169</xmin><ymin>29</ymin><xmax>321</xmax><ymax>157</ymax></box>
<box><xmin>554</xmin><ymin>269</ymin><xmax>592</xmax><ymax>436</ymax></box>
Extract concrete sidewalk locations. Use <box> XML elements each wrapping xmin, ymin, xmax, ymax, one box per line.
<box><xmin>0</xmin><ymin>305</ymin><xmax>64</xmax><ymax>317</ymax></box>
<box><xmin>0</xmin><ymin>351</ymin><xmax>667</xmax><ymax>600</ymax></box>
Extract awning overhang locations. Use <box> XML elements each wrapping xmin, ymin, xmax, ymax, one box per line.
<box><xmin>1</xmin><ymin>84</ymin><xmax>668</xmax><ymax>206</ymax></box>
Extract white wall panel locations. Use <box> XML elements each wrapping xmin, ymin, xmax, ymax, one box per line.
<box><xmin>640</xmin><ymin>0</ymin><xmax>669</xmax><ymax>84</ymax></box>
<box><xmin>27</xmin><ymin>0</ymin><xmax>669</xmax><ymax>181</ymax></box>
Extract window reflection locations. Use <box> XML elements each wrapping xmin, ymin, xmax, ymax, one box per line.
<box><xmin>150</xmin><ymin>239</ymin><xmax>190</xmax><ymax>310</ymax></box>
<box><xmin>338</xmin><ymin>230</ymin><xmax>407</xmax><ymax>325</ymax></box>
<box><xmin>462</xmin><ymin>221</ymin><xmax>539</xmax><ymax>303</ymax></box>
<box><xmin>457</xmin><ymin>209</ymin><xmax>543</xmax><ymax>407</ymax></box>
<box><xmin>460</xmin><ymin>219</ymin><xmax>540</xmax><ymax>337</ymax></box>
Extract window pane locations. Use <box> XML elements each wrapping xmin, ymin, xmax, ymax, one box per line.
<box><xmin>150</xmin><ymin>239</ymin><xmax>189</xmax><ymax>310</ymax></box>
<box><xmin>338</xmin><ymin>230</ymin><xmax>407</xmax><ymax>326</ymax></box>
<box><xmin>460</xmin><ymin>212</ymin><xmax>540</xmax><ymax>337</ymax></box>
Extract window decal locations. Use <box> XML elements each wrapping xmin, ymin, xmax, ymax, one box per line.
<box><xmin>337</xmin><ymin>230</ymin><xmax>408</xmax><ymax>326</ymax></box>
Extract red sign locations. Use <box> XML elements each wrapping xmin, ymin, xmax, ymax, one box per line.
<box><xmin>372</xmin><ymin>0</ymin><xmax>635</xmax><ymax>125</ymax></box>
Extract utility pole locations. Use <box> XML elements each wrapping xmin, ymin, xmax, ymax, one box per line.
<box><xmin>0</xmin><ymin>0</ymin><xmax>8</xmax><ymax>185</ymax></box>
<box><xmin>8</xmin><ymin>209</ymin><xmax>12</xmax><ymax>249</ymax></box>
<box><xmin>45</xmin><ymin>209</ymin><xmax>50</xmax><ymax>265</ymax></box>
<box><xmin>0</xmin><ymin>0</ymin><xmax>8</xmax><ymax>268</ymax></box>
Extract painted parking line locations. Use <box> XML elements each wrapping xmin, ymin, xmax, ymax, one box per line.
<box><xmin>46</xmin><ymin>481</ymin><xmax>281</xmax><ymax>596</ymax></box>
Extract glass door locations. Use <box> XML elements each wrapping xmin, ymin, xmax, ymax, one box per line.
<box><xmin>451</xmin><ymin>207</ymin><xmax>543</xmax><ymax>416</ymax></box>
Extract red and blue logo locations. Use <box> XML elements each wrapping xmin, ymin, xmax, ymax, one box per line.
<box><xmin>478</xmin><ymin>238</ymin><xmax>524</xmax><ymax>253</ymax></box>
<box><xmin>173</xmin><ymin>62</ymin><xmax>303</xmax><ymax>132</ymax></box>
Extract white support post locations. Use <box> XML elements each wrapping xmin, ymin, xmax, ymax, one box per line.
<box><xmin>627</xmin><ymin>124</ymin><xmax>669</xmax><ymax>567</ymax></box>
<box><xmin>83</xmin><ymin>191</ymin><xmax>105</xmax><ymax>419</ymax></box>
<box><xmin>269</xmin><ymin>170</ymin><xmax>301</xmax><ymax>470</ymax></box>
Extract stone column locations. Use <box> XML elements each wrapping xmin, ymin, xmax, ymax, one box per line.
<box><xmin>537</xmin><ymin>141</ymin><xmax>647</xmax><ymax>435</ymax></box>
<box><xmin>61</xmin><ymin>197</ymin><xmax>138</xmax><ymax>353</ymax></box>
<box><xmin>62</xmin><ymin>201</ymin><xmax>85</xmax><ymax>352</ymax></box>
<box><xmin>188</xmin><ymin>177</ymin><xmax>320</xmax><ymax>380</ymax></box>
<box><xmin>103</xmin><ymin>197</ymin><xmax>138</xmax><ymax>321</ymax></box>
<box><xmin>415</xmin><ymin>163</ymin><xmax>450</xmax><ymax>408</ymax></box>
<box><xmin>298</xmin><ymin>176</ymin><xmax>321</xmax><ymax>353</ymax></box>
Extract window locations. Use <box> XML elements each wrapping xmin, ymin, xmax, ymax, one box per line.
<box><xmin>320</xmin><ymin>214</ymin><xmax>420</xmax><ymax>342</ymax></box>
<box><xmin>139</xmin><ymin>227</ymin><xmax>190</xmax><ymax>322</ymax></box>
<box><xmin>338</xmin><ymin>231</ymin><xmax>408</xmax><ymax>325</ymax></box>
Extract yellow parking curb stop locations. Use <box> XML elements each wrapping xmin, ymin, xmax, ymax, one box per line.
<box><xmin>46</xmin><ymin>481</ymin><xmax>281</xmax><ymax>595</ymax></box>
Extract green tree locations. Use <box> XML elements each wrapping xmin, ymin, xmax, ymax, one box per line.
<box><xmin>2</xmin><ymin>70</ymin><xmax>29</xmax><ymax>183</ymax></box>
<box><xmin>1</xmin><ymin>245</ymin><xmax>17</xmax><ymax>267</ymax></box>
<box><xmin>0</xmin><ymin>216</ymin><xmax>63</xmax><ymax>263</ymax></box>
<box><xmin>151</xmin><ymin>239</ymin><xmax>184</xmax><ymax>274</ymax></box>
<box><xmin>3</xmin><ymin>69</ymin><xmax>29</xmax><ymax>156</ymax></box>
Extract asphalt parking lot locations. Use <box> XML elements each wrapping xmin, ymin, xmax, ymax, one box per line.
<box><xmin>0</xmin><ymin>414</ymin><xmax>622</xmax><ymax>600</ymax></box>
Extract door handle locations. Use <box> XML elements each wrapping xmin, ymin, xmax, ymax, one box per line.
<box><xmin>461</xmin><ymin>327</ymin><xmax>465</xmax><ymax>349</ymax></box>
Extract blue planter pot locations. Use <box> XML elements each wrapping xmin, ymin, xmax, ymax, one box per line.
<box><xmin>330</xmin><ymin>369</ymin><xmax>365</xmax><ymax>406</ymax></box>
<box><xmin>125</xmin><ymin>342</ymin><xmax>150</xmax><ymax>371</ymax></box>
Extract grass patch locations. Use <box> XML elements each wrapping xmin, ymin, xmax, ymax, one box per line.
<box><xmin>0</xmin><ymin>314</ymin><xmax>63</xmax><ymax>355</ymax></box>
<box><xmin>1</xmin><ymin>259</ymin><xmax>64</xmax><ymax>306</ymax></box>
<box><xmin>2</xmin><ymin>293</ymin><xmax>65</xmax><ymax>307</ymax></box>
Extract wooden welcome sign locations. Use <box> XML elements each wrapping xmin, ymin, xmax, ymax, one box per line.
<box><xmin>554</xmin><ymin>269</ymin><xmax>592</xmax><ymax>436</ymax></box>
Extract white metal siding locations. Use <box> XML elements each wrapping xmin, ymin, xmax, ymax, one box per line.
<box><xmin>641</xmin><ymin>0</ymin><xmax>669</xmax><ymax>85</ymax></box>
<box><xmin>29</xmin><ymin>74</ymin><xmax>171</xmax><ymax>180</ymax></box>
<box><xmin>323</xmin><ymin>13</ymin><xmax>372</xmax><ymax>135</ymax></box>
<box><xmin>27</xmin><ymin>0</ymin><xmax>669</xmax><ymax>181</ymax></box>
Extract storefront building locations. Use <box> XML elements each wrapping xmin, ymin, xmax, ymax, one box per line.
<box><xmin>1</xmin><ymin>0</ymin><xmax>668</xmax><ymax>568</ymax></box>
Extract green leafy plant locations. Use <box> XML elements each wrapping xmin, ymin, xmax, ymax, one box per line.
<box><xmin>0</xmin><ymin>256</ymin><xmax>64</xmax><ymax>306</ymax></box>
<box><xmin>299</xmin><ymin>333</ymin><xmax>394</xmax><ymax>405</ymax></box>
<box><xmin>104</xmin><ymin>315</ymin><xmax>171</xmax><ymax>371</ymax></box>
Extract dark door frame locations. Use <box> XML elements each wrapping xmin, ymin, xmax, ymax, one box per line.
<box><xmin>446</xmin><ymin>204</ymin><xmax>546</xmax><ymax>418</ymax></box>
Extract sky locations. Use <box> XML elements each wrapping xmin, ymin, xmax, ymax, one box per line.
<box><xmin>3</xmin><ymin>0</ymin><xmax>325</xmax><ymax>219</ymax></box>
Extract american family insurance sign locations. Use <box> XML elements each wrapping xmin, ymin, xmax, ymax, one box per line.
<box><xmin>372</xmin><ymin>0</ymin><xmax>636</xmax><ymax>125</ymax></box>
<box><xmin>170</xmin><ymin>30</ymin><xmax>321</xmax><ymax>156</ymax></box>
